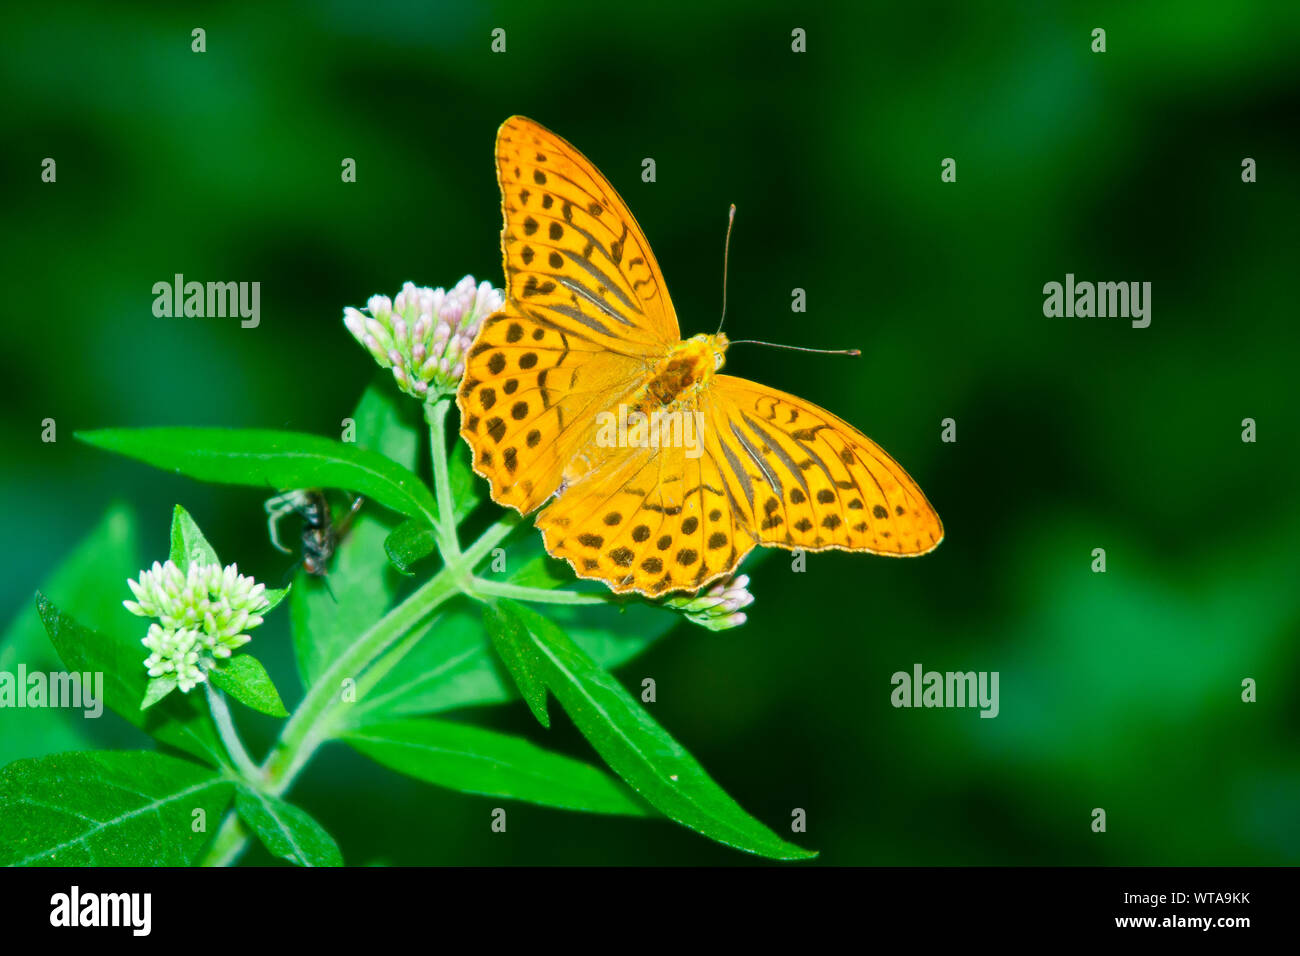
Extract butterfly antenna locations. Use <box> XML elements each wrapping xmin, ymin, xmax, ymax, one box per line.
<box><xmin>727</xmin><ymin>340</ymin><xmax>861</xmax><ymax>357</ymax></box>
<box><xmin>715</xmin><ymin>204</ymin><xmax>737</xmax><ymax>335</ymax></box>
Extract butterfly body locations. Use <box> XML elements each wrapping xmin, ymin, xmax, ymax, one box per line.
<box><xmin>459</xmin><ymin>116</ymin><xmax>943</xmax><ymax>596</ymax></box>
<box><xmin>638</xmin><ymin>332</ymin><xmax>726</xmax><ymax>407</ymax></box>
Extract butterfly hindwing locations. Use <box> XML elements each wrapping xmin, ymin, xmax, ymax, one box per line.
<box><xmin>534</xmin><ymin>421</ymin><xmax>757</xmax><ymax>595</ymax></box>
<box><xmin>704</xmin><ymin>376</ymin><xmax>944</xmax><ymax>556</ymax></box>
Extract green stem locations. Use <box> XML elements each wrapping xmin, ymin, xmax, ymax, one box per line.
<box><xmin>203</xmin><ymin>810</ymin><xmax>251</xmax><ymax>867</ymax></box>
<box><xmin>196</xmin><ymin>406</ymin><xmax>608</xmax><ymax>866</ymax></box>
<box><xmin>205</xmin><ymin>683</ymin><xmax>261</xmax><ymax>782</ymax></box>
<box><xmin>463</xmin><ymin>511</ymin><xmax>522</xmax><ymax>567</ymax></box>
<box><xmin>197</xmin><ymin>565</ymin><xmax>460</xmax><ymax>866</ymax></box>
<box><xmin>351</xmin><ymin>615</ymin><xmax>438</xmax><ymax>705</ymax></box>
<box><xmin>425</xmin><ymin>397</ymin><xmax>461</xmax><ymax>560</ymax></box>
<box><xmin>260</xmin><ymin>567</ymin><xmax>461</xmax><ymax>796</ymax></box>
<box><xmin>471</xmin><ymin>578</ymin><xmax>610</xmax><ymax>606</ymax></box>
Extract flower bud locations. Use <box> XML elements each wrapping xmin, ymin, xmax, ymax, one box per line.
<box><xmin>126</xmin><ymin>560</ymin><xmax>273</xmax><ymax>695</ymax></box>
<box><xmin>662</xmin><ymin>573</ymin><xmax>754</xmax><ymax>631</ymax></box>
<box><xmin>344</xmin><ymin>275</ymin><xmax>503</xmax><ymax>401</ymax></box>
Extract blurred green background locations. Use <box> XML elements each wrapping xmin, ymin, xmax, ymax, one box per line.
<box><xmin>3</xmin><ymin>0</ymin><xmax>1298</xmax><ymax>864</ymax></box>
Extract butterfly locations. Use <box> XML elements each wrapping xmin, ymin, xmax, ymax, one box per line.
<box><xmin>457</xmin><ymin>116</ymin><xmax>943</xmax><ymax>596</ymax></box>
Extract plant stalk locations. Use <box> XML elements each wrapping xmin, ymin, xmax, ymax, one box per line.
<box><xmin>197</xmin><ymin>404</ymin><xmax>607</xmax><ymax>866</ymax></box>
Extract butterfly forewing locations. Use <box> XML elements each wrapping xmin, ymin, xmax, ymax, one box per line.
<box><xmin>495</xmin><ymin>115</ymin><xmax>679</xmax><ymax>351</ymax></box>
<box><xmin>460</xmin><ymin>116</ymin><xmax>686</xmax><ymax>515</ymax></box>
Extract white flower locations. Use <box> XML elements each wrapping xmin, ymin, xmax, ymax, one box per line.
<box><xmin>125</xmin><ymin>560</ymin><xmax>270</xmax><ymax>693</ymax></box>
<box><xmin>344</xmin><ymin>276</ymin><xmax>503</xmax><ymax>400</ymax></box>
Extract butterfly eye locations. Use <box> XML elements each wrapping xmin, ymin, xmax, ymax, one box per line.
<box><xmin>714</xmin><ymin>350</ymin><xmax>724</xmax><ymax>370</ymax></box>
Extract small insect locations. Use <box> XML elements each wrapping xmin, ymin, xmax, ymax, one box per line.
<box><xmin>264</xmin><ymin>489</ymin><xmax>364</xmax><ymax>576</ymax></box>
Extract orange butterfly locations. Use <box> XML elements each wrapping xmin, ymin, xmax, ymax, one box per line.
<box><xmin>458</xmin><ymin>116</ymin><xmax>943</xmax><ymax>596</ymax></box>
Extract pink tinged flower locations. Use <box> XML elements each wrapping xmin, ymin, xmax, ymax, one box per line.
<box><xmin>663</xmin><ymin>573</ymin><xmax>754</xmax><ymax>631</ymax></box>
<box><xmin>412</xmin><ymin>314</ymin><xmax>431</xmax><ymax>343</ymax></box>
<box><xmin>343</xmin><ymin>275</ymin><xmax>504</xmax><ymax>401</ymax></box>
<box><xmin>343</xmin><ymin>307</ymin><xmax>367</xmax><ymax>340</ymax></box>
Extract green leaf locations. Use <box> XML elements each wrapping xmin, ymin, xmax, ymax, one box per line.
<box><xmin>0</xmin><ymin>504</ymin><xmax>144</xmax><ymax>766</ymax></box>
<box><xmin>491</xmin><ymin>601</ymin><xmax>815</xmax><ymax>860</ymax></box>
<box><xmin>342</xmin><ymin>602</ymin><xmax>666</xmax><ymax>725</ymax></box>
<box><xmin>36</xmin><ymin>594</ymin><xmax>225</xmax><ymax>767</ymax></box>
<box><xmin>262</xmin><ymin>585</ymin><xmax>290</xmax><ymax>613</ymax></box>
<box><xmin>343</xmin><ymin>604</ymin><xmax>509</xmax><ymax>723</ymax></box>
<box><xmin>77</xmin><ymin>427</ymin><xmax>437</xmax><ymax>527</ymax></box>
<box><xmin>168</xmin><ymin>500</ymin><xmax>288</xmax><ymax>609</ymax></box>
<box><xmin>483</xmin><ymin>603</ymin><xmax>549</xmax><ymax>727</ymax></box>
<box><xmin>344</xmin><ymin>718</ymin><xmax>649</xmax><ymax>817</ymax></box>
<box><xmin>0</xmin><ymin>751</ymin><xmax>233</xmax><ymax>866</ymax></box>
<box><xmin>383</xmin><ymin>518</ymin><xmax>436</xmax><ymax>576</ymax></box>
<box><xmin>291</xmin><ymin>382</ymin><xmax>421</xmax><ymax>687</ymax></box>
<box><xmin>353</xmin><ymin>372</ymin><xmax>422</xmax><ymax>469</ymax></box>
<box><xmin>210</xmin><ymin>656</ymin><xmax>289</xmax><ymax>717</ymax></box>
<box><xmin>234</xmin><ymin>787</ymin><xmax>342</xmax><ymax>867</ymax></box>
<box><xmin>168</xmin><ymin>503</ymin><xmax>220</xmax><ymax>570</ymax></box>
<box><xmin>341</xmin><ymin>537</ymin><xmax>681</xmax><ymax>728</ymax></box>
<box><xmin>141</xmin><ymin>676</ymin><xmax>176</xmax><ymax>710</ymax></box>
<box><xmin>290</xmin><ymin>512</ymin><xmax>402</xmax><ymax>687</ymax></box>
<box><xmin>444</xmin><ymin>440</ymin><xmax>482</xmax><ymax>522</ymax></box>
<box><xmin>486</xmin><ymin>532</ymin><xmax>683</xmax><ymax>671</ymax></box>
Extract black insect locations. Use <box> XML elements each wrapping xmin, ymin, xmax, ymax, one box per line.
<box><xmin>264</xmin><ymin>489</ymin><xmax>364</xmax><ymax>576</ymax></box>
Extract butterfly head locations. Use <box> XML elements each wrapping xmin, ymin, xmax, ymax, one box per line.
<box><xmin>693</xmin><ymin>331</ymin><xmax>730</xmax><ymax>373</ymax></box>
<box><xmin>647</xmin><ymin>333</ymin><xmax>729</xmax><ymax>405</ymax></box>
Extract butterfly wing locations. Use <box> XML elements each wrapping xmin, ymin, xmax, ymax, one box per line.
<box><xmin>702</xmin><ymin>376</ymin><xmax>944</xmax><ymax>556</ymax></box>
<box><xmin>459</xmin><ymin>312</ymin><xmax>651</xmax><ymax>514</ymax></box>
<box><xmin>530</xmin><ymin>369</ymin><xmax>943</xmax><ymax>595</ymax></box>
<box><xmin>459</xmin><ymin>116</ymin><xmax>680</xmax><ymax>514</ymax></box>
<box><xmin>533</xmin><ymin>397</ymin><xmax>758</xmax><ymax>596</ymax></box>
<box><xmin>495</xmin><ymin>115</ymin><xmax>680</xmax><ymax>350</ymax></box>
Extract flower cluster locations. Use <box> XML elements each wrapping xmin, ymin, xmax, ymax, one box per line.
<box><xmin>343</xmin><ymin>276</ymin><xmax>504</xmax><ymax>400</ymax></box>
<box><xmin>125</xmin><ymin>561</ymin><xmax>271</xmax><ymax>693</ymax></box>
<box><xmin>663</xmin><ymin>574</ymin><xmax>754</xmax><ymax>631</ymax></box>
